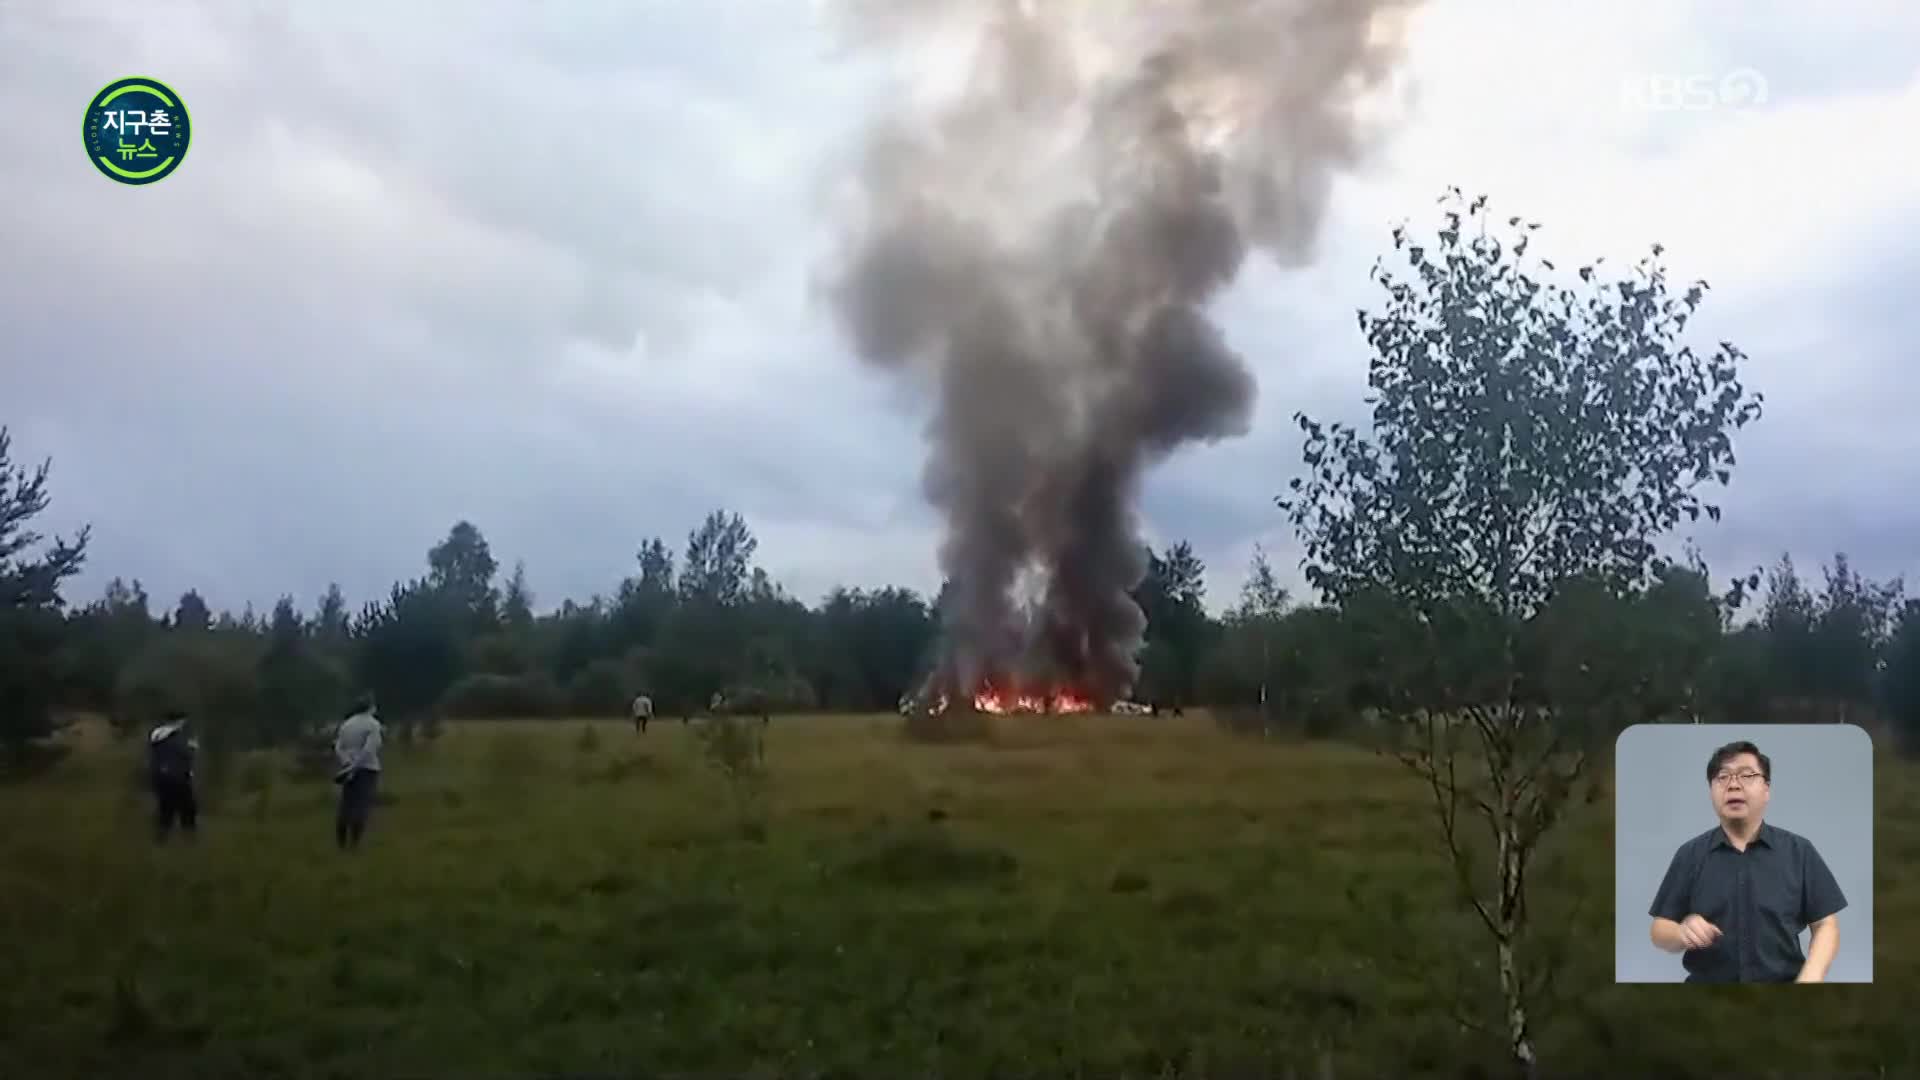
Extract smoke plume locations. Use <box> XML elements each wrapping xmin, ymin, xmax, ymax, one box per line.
<box><xmin>825</xmin><ymin>0</ymin><xmax>1419</xmax><ymax>706</ymax></box>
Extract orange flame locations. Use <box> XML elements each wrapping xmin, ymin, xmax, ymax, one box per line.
<box><xmin>968</xmin><ymin>688</ymin><xmax>1094</xmax><ymax>714</ymax></box>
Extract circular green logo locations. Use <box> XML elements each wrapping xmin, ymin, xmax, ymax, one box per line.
<box><xmin>84</xmin><ymin>77</ymin><xmax>192</xmax><ymax>185</ymax></box>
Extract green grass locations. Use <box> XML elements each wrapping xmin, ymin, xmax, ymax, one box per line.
<box><xmin>3</xmin><ymin>714</ymin><xmax>1916</xmax><ymax>1078</ymax></box>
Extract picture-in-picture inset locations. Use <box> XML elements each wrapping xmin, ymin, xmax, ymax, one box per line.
<box><xmin>1613</xmin><ymin>723</ymin><xmax>1873</xmax><ymax>984</ymax></box>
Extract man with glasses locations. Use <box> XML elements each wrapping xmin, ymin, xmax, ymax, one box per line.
<box><xmin>1647</xmin><ymin>740</ymin><xmax>1847</xmax><ymax>983</ymax></box>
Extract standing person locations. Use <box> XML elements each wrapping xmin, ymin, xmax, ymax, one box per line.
<box><xmin>333</xmin><ymin>696</ymin><xmax>385</xmax><ymax>851</ymax></box>
<box><xmin>147</xmin><ymin>709</ymin><xmax>199</xmax><ymax>844</ymax></box>
<box><xmin>630</xmin><ymin>692</ymin><xmax>654</xmax><ymax>734</ymax></box>
<box><xmin>1646</xmin><ymin>740</ymin><xmax>1848</xmax><ymax>983</ymax></box>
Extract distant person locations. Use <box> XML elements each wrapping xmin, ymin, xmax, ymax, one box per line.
<box><xmin>333</xmin><ymin>696</ymin><xmax>385</xmax><ymax>851</ymax></box>
<box><xmin>1647</xmin><ymin>740</ymin><xmax>1847</xmax><ymax>983</ymax></box>
<box><xmin>631</xmin><ymin>693</ymin><xmax>654</xmax><ymax>734</ymax></box>
<box><xmin>147</xmin><ymin>709</ymin><xmax>199</xmax><ymax>844</ymax></box>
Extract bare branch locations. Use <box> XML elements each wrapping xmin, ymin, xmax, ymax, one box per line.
<box><xmin>1409</xmin><ymin>724</ymin><xmax>1502</xmax><ymax>941</ymax></box>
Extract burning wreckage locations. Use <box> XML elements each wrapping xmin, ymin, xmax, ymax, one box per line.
<box><xmin>901</xmin><ymin>686</ymin><xmax>1095</xmax><ymax>717</ymax></box>
<box><xmin>895</xmin><ymin>601</ymin><xmax>1155</xmax><ymax>717</ymax></box>
<box><xmin>898</xmin><ymin>686</ymin><xmax>1152</xmax><ymax>717</ymax></box>
<box><xmin>829</xmin><ymin>0</ymin><xmax>1418</xmax><ymax>724</ymax></box>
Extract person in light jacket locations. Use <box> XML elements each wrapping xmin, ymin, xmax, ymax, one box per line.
<box><xmin>333</xmin><ymin>695</ymin><xmax>385</xmax><ymax>851</ymax></box>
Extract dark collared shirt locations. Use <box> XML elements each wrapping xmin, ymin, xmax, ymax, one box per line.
<box><xmin>1648</xmin><ymin>821</ymin><xmax>1847</xmax><ymax>983</ymax></box>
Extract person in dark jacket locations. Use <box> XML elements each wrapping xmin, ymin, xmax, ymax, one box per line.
<box><xmin>147</xmin><ymin>710</ymin><xmax>199</xmax><ymax>843</ymax></box>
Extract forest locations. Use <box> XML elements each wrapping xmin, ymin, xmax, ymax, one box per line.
<box><xmin>5</xmin><ymin>437</ymin><xmax>1917</xmax><ymax>772</ymax></box>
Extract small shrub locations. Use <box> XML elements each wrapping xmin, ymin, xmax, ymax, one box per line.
<box><xmin>695</xmin><ymin>712</ymin><xmax>763</xmax><ymax>767</ymax></box>
<box><xmin>694</xmin><ymin>713</ymin><xmax>769</xmax><ymax>832</ymax></box>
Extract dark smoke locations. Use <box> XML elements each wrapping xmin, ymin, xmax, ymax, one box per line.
<box><xmin>826</xmin><ymin>0</ymin><xmax>1419</xmax><ymax>706</ymax></box>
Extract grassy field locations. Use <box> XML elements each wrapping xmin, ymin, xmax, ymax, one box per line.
<box><xmin>2</xmin><ymin>713</ymin><xmax>1916</xmax><ymax>1078</ymax></box>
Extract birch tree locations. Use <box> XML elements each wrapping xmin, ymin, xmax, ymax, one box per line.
<box><xmin>1280</xmin><ymin>190</ymin><xmax>1762</xmax><ymax>1074</ymax></box>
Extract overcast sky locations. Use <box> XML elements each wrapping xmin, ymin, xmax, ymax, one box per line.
<box><xmin>3</xmin><ymin>0</ymin><xmax>1916</xmax><ymax>618</ymax></box>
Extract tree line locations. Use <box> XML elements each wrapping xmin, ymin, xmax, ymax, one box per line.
<box><xmin>3</xmin><ymin>443</ymin><xmax>1916</xmax><ymax>764</ymax></box>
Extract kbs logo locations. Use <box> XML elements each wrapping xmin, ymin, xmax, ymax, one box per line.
<box><xmin>1620</xmin><ymin>68</ymin><xmax>1769</xmax><ymax>113</ymax></box>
